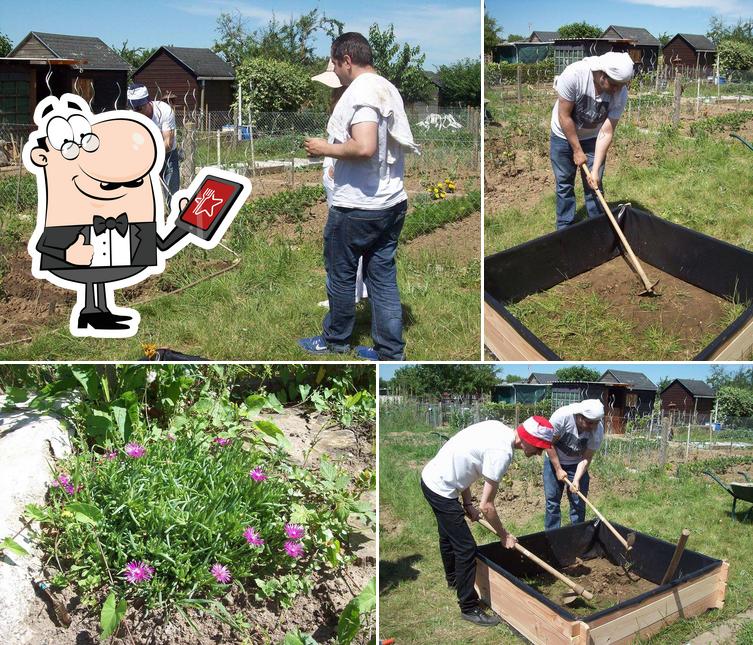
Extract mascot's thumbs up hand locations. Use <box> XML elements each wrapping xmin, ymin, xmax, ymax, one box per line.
<box><xmin>66</xmin><ymin>234</ymin><xmax>94</xmax><ymax>266</ymax></box>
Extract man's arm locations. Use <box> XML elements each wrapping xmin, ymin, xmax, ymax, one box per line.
<box><xmin>571</xmin><ymin>449</ymin><xmax>595</xmax><ymax>492</ymax></box>
<box><xmin>162</xmin><ymin>129</ymin><xmax>175</xmax><ymax>153</ymax></box>
<box><xmin>545</xmin><ymin>446</ymin><xmax>569</xmax><ymax>483</ymax></box>
<box><xmin>557</xmin><ymin>98</ymin><xmax>586</xmax><ymax>167</ymax></box>
<box><xmin>479</xmin><ymin>478</ymin><xmax>517</xmax><ymax>548</ymax></box>
<box><xmin>591</xmin><ymin>117</ymin><xmax>618</xmax><ymax>189</ymax></box>
<box><xmin>304</xmin><ymin>121</ymin><xmax>378</xmax><ymax>160</ymax></box>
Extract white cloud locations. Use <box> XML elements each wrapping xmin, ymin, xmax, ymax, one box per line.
<box><xmin>621</xmin><ymin>0</ymin><xmax>752</xmax><ymax>15</ymax></box>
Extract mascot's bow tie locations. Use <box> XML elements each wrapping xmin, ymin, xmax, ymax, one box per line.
<box><xmin>93</xmin><ymin>213</ymin><xmax>128</xmax><ymax>236</ymax></box>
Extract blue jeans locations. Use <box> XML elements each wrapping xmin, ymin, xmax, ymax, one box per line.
<box><xmin>543</xmin><ymin>454</ymin><xmax>590</xmax><ymax>531</ymax></box>
<box><xmin>322</xmin><ymin>200</ymin><xmax>407</xmax><ymax>360</ymax></box>
<box><xmin>550</xmin><ymin>134</ymin><xmax>606</xmax><ymax>229</ymax></box>
<box><xmin>161</xmin><ymin>148</ymin><xmax>180</xmax><ymax>198</ymax></box>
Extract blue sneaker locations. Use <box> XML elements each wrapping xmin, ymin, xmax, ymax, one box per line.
<box><xmin>354</xmin><ymin>346</ymin><xmax>380</xmax><ymax>361</ymax></box>
<box><xmin>298</xmin><ymin>336</ymin><xmax>348</xmax><ymax>355</ymax></box>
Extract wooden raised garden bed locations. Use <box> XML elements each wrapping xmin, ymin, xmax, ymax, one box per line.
<box><xmin>474</xmin><ymin>519</ymin><xmax>728</xmax><ymax>644</ymax></box>
<box><xmin>484</xmin><ymin>205</ymin><xmax>753</xmax><ymax>360</ymax></box>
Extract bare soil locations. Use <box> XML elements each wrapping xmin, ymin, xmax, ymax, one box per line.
<box><xmin>22</xmin><ymin>412</ymin><xmax>376</xmax><ymax>645</ymax></box>
<box><xmin>522</xmin><ymin>555</ymin><xmax>656</xmax><ymax>617</ymax></box>
<box><xmin>508</xmin><ymin>255</ymin><xmax>740</xmax><ymax>360</ymax></box>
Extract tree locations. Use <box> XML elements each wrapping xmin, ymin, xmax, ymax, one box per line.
<box><xmin>507</xmin><ymin>34</ymin><xmax>525</xmax><ymax>43</ymax></box>
<box><xmin>718</xmin><ymin>39</ymin><xmax>753</xmax><ymax>77</ymax></box>
<box><xmin>235</xmin><ymin>58</ymin><xmax>314</xmax><ymax>112</ymax></box>
<box><xmin>484</xmin><ymin>11</ymin><xmax>503</xmax><ymax>54</ymax></box>
<box><xmin>368</xmin><ymin>24</ymin><xmax>433</xmax><ymax>104</ymax></box>
<box><xmin>436</xmin><ymin>58</ymin><xmax>480</xmax><ymax>106</ymax></box>
<box><xmin>214</xmin><ymin>8</ymin><xmax>343</xmax><ymax>68</ymax></box>
<box><xmin>390</xmin><ymin>365</ymin><xmax>500</xmax><ymax>397</ymax></box>
<box><xmin>113</xmin><ymin>41</ymin><xmax>157</xmax><ymax>71</ymax></box>
<box><xmin>658</xmin><ymin>32</ymin><xmax>671</xmax><ymax>47</ymax></box>
<box><xmin>0</xmin><ymin>33</ymin><xmax>12</xmax><ymax>57</ymax></box>
<box><xmin>707</xmin><ymin>16</ymin><xmax>753</xmax><ymax>45</ymax></box>
<box><xmin>554</xmin><ymin>366</ymin><xmax>601</xmax><ymax>382</ymax></box>
<box><xmin>656</xmin><ymin>376</ymin><xmax>673</xmax><ymax>392</ymax></box>
<box><xmin>717</xmin><ymin>386</ymin><xmax>753</xmax><ymax>421</ymax></box>
<box><xmin>505</xmin><ymin>374</ymin><xmax>524</xmax><ymax>383</ymax></box>
<box><xmin>558</xmin><ymin>22</ymin><xmax>602</xmax><ymax>39</ymax></box>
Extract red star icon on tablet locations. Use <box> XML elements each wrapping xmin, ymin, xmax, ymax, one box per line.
<box><xmin>194</xmin><ymin>188</ymin><xmax>223</xmax><ymax>219</ymax></box>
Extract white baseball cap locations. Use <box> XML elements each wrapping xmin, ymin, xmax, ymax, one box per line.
<box><xmin>576</xmin><ymin>399</ymin><xmax>605</xmax><ymax>421</ymax></box>
<box><xmin>311</xmin><ymin>60</ymin><xmax>341</xmax><ymax>88</ymax></box>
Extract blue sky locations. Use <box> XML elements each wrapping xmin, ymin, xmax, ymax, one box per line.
<box><xmin>0</xmin><ymin>0</ymin><xmax>480</xmax><ymax>68</ymax></box>
<box><xmin>379</xmin><ymin>363</ymin><xmax>747</xmax><ymax>384</ymax></box>
<box><xmin>486</xmin><ymin>0</ymin><xmax>753</xmax><ymax>40</ymax></box>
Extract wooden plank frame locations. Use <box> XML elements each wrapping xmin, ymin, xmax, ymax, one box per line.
<box><xmin>484</xmin><ymin>205</ymin><xmax>753</xmax><ymax>361</ymax></box>
<box><xmin>475</xmin><ymin>558</ymin><xmax>729</xmax><ymax>645</ymax></box>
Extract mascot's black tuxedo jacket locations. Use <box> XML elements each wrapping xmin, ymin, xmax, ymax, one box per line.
<box><xmin>36</xmin><ymin>221</ymin><xmax>168</xmax><ymax>271</ymax></box>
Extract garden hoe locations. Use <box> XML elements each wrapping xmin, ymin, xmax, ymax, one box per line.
<box><xmin>475</xmin><ymin>517</ymin><xmax>595</xmax><ymax>604</ymax></box>
<box><xmin>581</xmin><ymin>164</ymin><xmax>659</xmax><ymax>297</ymax></box>
<box><xmin>565</xmin><ymin>479</ymin><xmax>637</xmax><ymax>579</ymax></box>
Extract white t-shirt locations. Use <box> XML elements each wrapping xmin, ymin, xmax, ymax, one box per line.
<box><xmin>422</xmin><ymin>420</ymin><xmax>515</xmax><ymax>499</ymax></box>
<box><xmin>549</xmin><ymin>403</ymin><xmax>604</xmax><ymax>466</ymax></box>
<box><xmin>331</xmin><ymin>106</ymin><xmax>407</xmax><ymax>210</ymax></box>
<box><xmin>150</xmin><ymin>100</ymin><xmax>177</xmax><ymax>152</ymax></box>
<box><xmin>550</xmin><ymin>60</ymin><xmax>628</xmax><ymax>141</ymax></box>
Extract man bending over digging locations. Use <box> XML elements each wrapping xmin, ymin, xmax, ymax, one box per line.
<box><xmin>543</xmin><ymin>399</ymin><xmax>604</xmax><ymax>530</ymax></box>
<box><xmin>421</xmin><ymin>416</ymin><xmax>554</xmax><ymax>627</ymax></box>
<box><xmin>550</xmin><ymin>51</ymin><xmax>633</xmax><ymax>229</ymax></box>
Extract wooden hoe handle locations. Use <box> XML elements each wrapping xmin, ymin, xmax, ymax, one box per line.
<box><xmin>476</xmin><ymin>518</ymin><xmax>594</xmax><ymax>600</ymax></box>
<box><xmin>580</xmin><ymin>164</ymin><xmax>655</xmax><ymax>292</ymax></box>
<box><xmin>566</xmin><ymin>480</ymin><xmax>631</xmax><ymax>551</ymax></box>
<box><xmin>660</xmin><ymin>529</ymin><xmax>690</xmax><ymax>585</ymax></box>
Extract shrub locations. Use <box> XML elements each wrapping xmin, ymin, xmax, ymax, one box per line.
<box><xmin>437</xmin><ymin>59</ymin><xmax>481</xmax><ymax>106</ymax></box>
<box><xmin>235</xmin><ymin>58</ymin><xmax>314</xmax><ymax>112</ymax></box>
<box><xmin>401</xmin><ymin>189</ymin><xmax>480</xmax><ymax>240</ymax></box>
<box><xmin>690</xmin><ymin>110</ymin><xmax>753</xmax><ymax>137</ymax></box>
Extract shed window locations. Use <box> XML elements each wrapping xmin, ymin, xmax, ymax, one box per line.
<box><xmin>0</xmin><ymin>75</ymin><xmax>30</xmax><ymax>123</ymax></box>
<box><xmin>626</xmin><ymin>393</ymin><xmax>638</xmax><ymax>407</ymax></box>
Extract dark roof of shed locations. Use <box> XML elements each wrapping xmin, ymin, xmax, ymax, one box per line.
<box><xmin>135</xmin><ymin>46</ymin><xmax>234</xmax><ymax>79</ymax></box>
<box><xmin>8</xmin><ymin>32</ymin><xmax>131</xmax><ymax>71</ymax></box>
<box><xmin>599</xmin><ymin>369</ymin><xmax>657</xmax><ymax>391</ymax></box>
<box><xmin>528</xmin><ymin>372</ymin><xmax>557</xmax><ymax>384</ymax></box>
<box><xmin>669</xmin><ymin>33</ymin><xmax>717</xmax><ymax>52</ymax></box>
<box><xmin>602</xmin><ymin>25</ymin><xmax>661</xmax><ymax>46</ymax></box>
<box><xmin>663</xmin><ymin>379</ymin><xmax>715</xmax><ymax>398</ymax></box>
<box><xmin>530</xmin><ymin>31</ymin><xmax>560</xmax><ymax>42</ymax></box>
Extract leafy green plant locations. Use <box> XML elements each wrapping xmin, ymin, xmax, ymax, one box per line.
<box><xmin>29</xmin><ymin>399</ymin><xmax>371</xmax><ymax>638</ymax></box>
<box><xmin>401</xmin><ymin>190</ymin><xmax>480</xmax><ymax>240</ymax></box>
<box><xmin>690</xmin><ymin>111</ymin><xmax>753</xmax><ymax>137</ymax></box>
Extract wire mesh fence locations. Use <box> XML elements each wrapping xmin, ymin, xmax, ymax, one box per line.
<box><xmin>380</xmin><ymin>396</ymin><xmax>753</xmax><ymax>470</ymax></box>
<box><xmin>0</xmin><ymin>106</ymin><xmax>479</xmax><ymax>226</ymax></box>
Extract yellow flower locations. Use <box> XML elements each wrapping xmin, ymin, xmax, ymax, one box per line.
<box><xmin>141</xmin><ymin>343</ymin><xmax>157</xmax><ymax>359</ymax></box>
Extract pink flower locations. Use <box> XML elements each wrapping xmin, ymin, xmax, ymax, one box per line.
<box><xmin>243</xmin><ymin>526</ymin><xmax>264</xmax><ymax>547</ymax></box>
<box><xmin>213</xmin><ymin>437</ymin><xmax>231</xmax><ymax>447</ymax></box>
<box><xmin>104</xmin><ymin>451</ymin><xmax>117</xmax><ymax>461</ymax></box>
<box><xmin>210</xmin><ymin>563</ymin><xmax>231</xmax><ymax>583</ymax></box>
<box><xmin>284</xmin><ymin>523</ymin><xmax>305</xmax><ymax>540</ymax></box>
<box><xmin>51</xmin><ymin>474</ymin><xmax>77</xmax><ymax>495</ymax></box>
<box><xmin>284</xmin><ymin>540</ymin><xmax>305</xmax><ymax>559</ymax></box>
<box><xmin>166</xmin><ymin>433</ymin><xmax>176</xmax><ymax>442</ymax></box>
<box><xmin>249</xmin><ymin>467</ymin><xmax>267</xmax><ymax>482</ymax></box>
<box><xmin>123</xmin><ymin>560</ymin><xmax>154</xmax><ymax>584</ymax></box>
<box><xmin>124</xmin><ymin>443</ymin><xmax>146</xmax><ymax>458</ymax></box>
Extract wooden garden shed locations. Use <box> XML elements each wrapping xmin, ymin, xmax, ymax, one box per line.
<box><xmin>132</xmin><ymin>47</ymin><xmax>235</xmax><ymax>115</ymax></box>
<box><xmin>601</xmin><ymin>25</ymin><xmax>661</xmax><ymax>72</ymax></box>
<box><xmin>660</xmin><ymin>379</ymin><xmax>715</xmax><ymax>423</ymax></box>
<box><xmin>663</xmin><ymin>34</ymin><xmax>717</xmax><ymax>74</ymax></box>
<box><xmin>527</xmin><ymin>372</ymin><xmax>557</xmax><ymax>385</ymax></box>
<box><xmin>598</xmin><ymin>369</ymin><xmax>657</xmax><ymax>417</ymax></box>
<box><xmin>2</xmin><ymin>31</ymin><xmax>130</xmax><ymax>123</ymax></box>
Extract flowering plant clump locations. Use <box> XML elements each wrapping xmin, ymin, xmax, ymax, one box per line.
<box><xmin>34</xmin><ymin>396</ymin><xmax>375</xmax><ymax>638</ymax></box>
<box><xmin>426</xmin><ymin>178</ymin><xmax>457</xmax><ymax>200</ymax></box>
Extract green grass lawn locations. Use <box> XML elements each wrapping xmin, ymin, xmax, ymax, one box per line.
<box><xmin>379</xmin><ymin>408</ymin><xmax>753</xmax><ymax>644</ymax></box>
<box><xmin>0</xmin><ymin>208</ymin><xmax>479</xmax><ymax>361</ymax></box>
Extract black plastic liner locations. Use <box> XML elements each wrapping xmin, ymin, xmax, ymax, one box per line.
<box><xmin>475</xmin><ymin>518</ymin><xmax>722</xmax><ymax>623</ymax></box>
<box><xmin>484</xmin><ymin>206</ymin><xmax>753</xmax><ymax>360</ymax></box>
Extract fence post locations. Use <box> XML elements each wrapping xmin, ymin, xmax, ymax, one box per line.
<box><xmin>516</xmin><ymin>64</ymin><xmax>522</xmax><ymax>102</ymax></box>
<box><xmin>216</xmin><ymin>129</ymin><xmax>221</xmax><ymax>166</ymax></box>
<box><xmin>660</xmin><ymin>415</ymin><xmax>670</xmax><ymax>468</ymax></box>
<box><xmin>182</xmin><ymin>121</ymin><xmax>195</xmax><ymax>185</ymax></box>
<box><xmin>673</xmin><ymin>72</ymin><xmax>682</xmax><ymax>126</ymax></box>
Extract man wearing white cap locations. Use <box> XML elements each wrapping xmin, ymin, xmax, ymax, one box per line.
<box><xmin>550</xmin><ymin>51</ymin><xmax>634</xmax><ymax>229</ymax></box>
<box><xmin>127</xmin><ymin>83</ymin><xmax>179</xmax><ymax>197</ymax></box>
<box><xmin>543</xmin><ymin>399</ymin><xmax>605</xmax><ymax>530</ymax></box>
<box><xmin>421</xmin><ymin>416</ymin><xmax>554</xmax><ymax>627</ymax></box>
